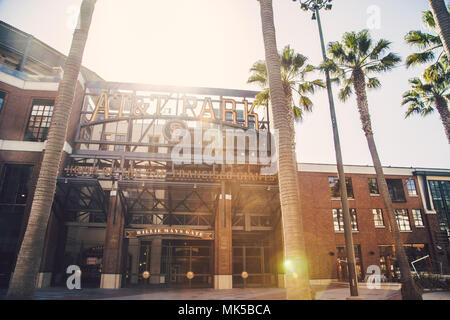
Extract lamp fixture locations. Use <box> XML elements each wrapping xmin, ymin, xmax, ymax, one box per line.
<box><xmin>298</xmin><ymin>0</ymin><xmax>333</xmax><ymax>12</ymax></box>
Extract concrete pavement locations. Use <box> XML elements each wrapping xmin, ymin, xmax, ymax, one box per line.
<box><xmin>1</xmin><ymin>282</ymin><xmax>426</xmax><ymax>300</ymax></box>
<box><xmin>1</xmin><ymin>281</ymin><xmax>449</xmax><ymax>300</ymax></box>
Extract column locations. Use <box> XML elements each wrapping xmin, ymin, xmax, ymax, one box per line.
<box><xmin>100</xmin><ymin>190</ymin><xmax>126</xmax><ymax>289</ymax></box>
<box><xmin>150</xmin><ymin>237</ymin><xmax>162</xmax><ymax>284</ymax></box>
<box><xmin>273</xmin><ymin>220</ymin><xmax>286</xmax><ymax>288</ymax></box>
<box><xmin>36</xmin><ymin>211</ymin><xmax>61</xmax><ymax>288</ymax></box>
<box><xmin>214</xmin><ymin>182</ymin><xmax>233</xmax><ymax>289</ymax></box>
<box><xmin>128</xmin><ymin>238</ymin><xmax>139</xmax><ymax>285</ymax></box>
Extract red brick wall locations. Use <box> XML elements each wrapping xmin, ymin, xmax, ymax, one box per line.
<box><xmin>0</xmin><ymin>81</ymin><xmax>84</xmax><ymax>145</ymax></box>
<box><xmin>0</xmin><ymin>79</ymin><xmax>85</xmax><ymax>277</ymax></box>
<box><xmin>298</xmin><ymin>171</ymin><xmax>439</xmax><ymax>279</ymax></box>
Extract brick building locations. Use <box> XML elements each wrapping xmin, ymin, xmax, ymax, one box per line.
<box><xmin>298</xmin><ymin>163</ymin><xmax>450</xmax><ymax>282</ymax></box>
<box><xmin>0</xmin><ymin>20</ymin><xmax>449</xmax><ymax>289</ymax></box>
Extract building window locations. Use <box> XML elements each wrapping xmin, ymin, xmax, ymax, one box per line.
<box><xmin>412</xmin><ymin>209</ymin><xmax>424</xmax><ymax>227</ymax></box>
<box><xmin>368</xmin><ymin>178</ymin><xmax>379</xmax><ymax>195</ymax></box>
<box><xmin>336</xmin><ymin>245</ymin><xmax>363</xmax><ymax>281</ymax></box>
<box><xmin>0</xmin><ymin>164</ymin><xmax>33</xmax><ymax>285</ymax></box>
<box><xmin>24</xmin><ymin>99</ymin><xmax>54</xmax><ymax>142</ymax></box>
<box><xmin>387</xmin><ymin>179</ymin><xmax>406</xmax><ymax>202</ymax></box>
<box><xmin>428</xmin><ymin>180</ymin><xmax>450</xmax><ymax>230</ymax></box>
<box><xmin>329</xmin><ymin>177</ymin><xmax>354</xmax><ymax>198</ymax></box>
<box><xmin>406</xmin><ymin>179</ymin><xmax>418</xmax><ymax>197</ymax></box>
<box><xmin>332</xmin><ymin>208</ymin><xmax>358</xmax><ymax>232</ymax></box>
<box><xmin>372</xmin><ymin>209</ymin><xmax>384</xmax><ymax>227</ymax></box>
<box><xmin>394</xmin><ymin>209</ymin><xmax>411</xmax><ymax>231</ymax></box>
<box><xmin>0</xmin><ymin>91</ymin><xmax>6</xmax><ymax>113</ymax></box>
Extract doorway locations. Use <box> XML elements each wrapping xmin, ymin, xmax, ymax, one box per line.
<box><xmin>138</xmin><ymin>238</ymin><xmax>213</xmax><ymax>288</ymax></box>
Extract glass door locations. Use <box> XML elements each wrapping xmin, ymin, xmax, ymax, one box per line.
<box><xmin>232</xmin><ymin>242</ymin><xmax>274</xmax><ymax>287</ymax></box>
<box><xmin>161</xmin><ymin>239</ymin><xmax>213</xmax><ymax>288</ymax></box>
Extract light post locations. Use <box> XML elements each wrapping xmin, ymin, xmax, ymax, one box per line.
<box><xmin>294</xmin><ymin>0</ymin><xmax>359</xmax><ymax>297</ymax></box>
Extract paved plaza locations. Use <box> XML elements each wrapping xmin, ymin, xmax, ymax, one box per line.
<box><xmin>2</xmin><ymin>282</ymin><xmax>447</xmax><ymax>300</ymax></box>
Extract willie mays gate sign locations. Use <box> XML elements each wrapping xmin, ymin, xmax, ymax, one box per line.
<box><xmin>54</xmin><ymin>82</ymin><xmax>281</xmax><ymax>289</ymax></box>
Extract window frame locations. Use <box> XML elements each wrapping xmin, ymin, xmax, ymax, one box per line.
<box><xmin>24</xmin><ymin>98</ymin><xmax>55</xmax><ymax>142</ymax></box>
<box><xmin>406</xmin><ymin>179</ymin><xmax>418</xmax><ymax>197</ymax></box>
<box><xmin>411</xmin><ymin>209</ymin><xmax>424</xmax><ymax>228</ymax></box>
<box><xmin>329</xmin><ymin>176</ymin><xmax>354</xmax><ymax>199</ymax></box>
<box><xmin>387</xmin><ymin>179</ymin><xmax>407</xmax><ymax>202</ymax></box>
<box><xmin>0</xmin><ymin>90</ymin><xmax>6</xmax><ymax>114</ymax></box>
<box><xmin>368</xmin><ymin>177</ymin><xmax>380</xmax><ymax>196</ymax></box>
<box><xmin>332</xmin><ymin>208</ymin><xmax>358</xmax><ymax>232</ymax></box>
<box><xmin>394</xmin><ymin>209</ymin><xmax>412</xmax><ymax>232</ymax></box>
<box><xmin>372</xmin><ymin>208</ymin><xmax>384</xmax><ymax>228</ymax></box>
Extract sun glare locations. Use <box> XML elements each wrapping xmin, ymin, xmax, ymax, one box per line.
<box><xmin>85</xmin><ymin>0</ymin><xmax>259</xmax><ymax>89</ymax></box>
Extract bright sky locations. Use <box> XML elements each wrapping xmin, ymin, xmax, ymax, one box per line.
<box><xmin>0</xmin><ymin>0</ymin><xmax>449</xmax><ymax>169</ymax></box>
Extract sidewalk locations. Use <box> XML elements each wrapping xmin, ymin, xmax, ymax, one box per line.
<box><xmin>0</xmin><ymin>282</ymin><xmax>422</xmax><ymax>300</ymax></box>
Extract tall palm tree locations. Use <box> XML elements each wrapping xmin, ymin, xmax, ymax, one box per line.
<box><xmin>402</xmin><ymin>58</ymin><xmax>450</xmax><ymax>142</ymax></box>
<box><xmin>248</xmin><ymin>45</ymin><xmax>325</xmax><ymax>121</ymax></box>
<box><xmin>322</xmin><ymin>29</ymin><xmax>423</xmax><ymax>300</ymax></box>
<box><xmin>6</xmin><ymin>0</ymin><xmax>97</xmax><ymax>299</ymax></box>
<box><xmin>257</xmin><ymin>0</ymin><xmax>312</xmax><ymax>300</ymax></box>
<box><xmin>405</xmin><ymin>8</ymin><xmax>447</xmax><ymax>69</ymax></box>
<box><xmin>428</xmin><ymin>0</ymin><xmax>450</xmax><ymax>59</ymax></box>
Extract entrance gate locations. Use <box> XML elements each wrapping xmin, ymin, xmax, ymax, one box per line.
<box><xmin>138</xmin><ymin>239</ymin><xmax>213</xmax><ymax>288</ymax></box>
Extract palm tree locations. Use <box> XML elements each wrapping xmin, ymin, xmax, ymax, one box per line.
<box><xmin>402</xmin><ymin>58</ymin><xmax>450</xmax><ymax>142</ymax></box>
<box><xmin>248</xmin><ymin>45</ymin><xmax>325</xmax><ymax>121</ymax></box>
<box><xmin>6</xmin><ymin>0</ymin><xmax>97</xmax><ymax>299</ymax></box>
<box><xmin>257</xmin><ymin>0</ymin><xmax>312</xmax><ymax>300</ymax></box>
<box><xmin>322</xmin><ymin>29</ymin><xmax>423</xmax><ymax>300</ymax></box>
<box><xmin>405</xmin><ymin>8</ymin><xmax>447</xmax><ymax>69</ymax></box>
<box><xmin>428</xmin><ymin>0</ymin><xmax>450</xmax><ymax>59</ymax></box>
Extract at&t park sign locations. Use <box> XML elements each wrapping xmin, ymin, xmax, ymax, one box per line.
<box><xmin>84</xmin><ymin>83</ymin><xmax>262</xmax><ymax>130</ymax></box>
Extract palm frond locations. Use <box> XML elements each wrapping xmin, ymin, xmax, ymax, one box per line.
<box><xmin>369</xmin><ymin>39</ymin><xmax>391</xmax><ymax>60</ymax></box>
<box><xmin>405</xmin><ymin>51</ymin><xmax>436</xmax><ymax>67</ymax></box>
<box><xmin>298</xmin><ymin>95</ymin><xmax>313</xmax><ymax>112</ymax></box>
<box><xmin>327</xmin><ymin>42</ymin><xmax>348</xmax><ymax>64</ymax></box>
<box><xmin>254</xmin><ymin>88</ymin><xmax>270</xmax><ymax>107</ymax></box>
<box><xmin>292</xmin><ymin>105</ymin><xmax>304</xmax><ymax>120</ymax></box>
<box><xmin>248</xmin><ymin>60</ymin><xmax>268</xmax><ymax>87</ymax></box>
<box><xmin>338</xmin><ymin>84</ymin><xmax>353</xmax><ymax>102</ymax></box>
<box><xmin>298</xmin><ymin>79</ymin><xmax>326</xmax><ymax>95</ymax></box>
<box><xmin>377</xmin><ymin>52</ymin><xmax>402</xmax><ymax>71</ymax></box>
<box><xmin>422</xmin><ymin>10</ymin><xmax>436</xmax><ymax>29</ymax></box>
<box><xmin>367</xmin><ymin>77</ymin><xmax>381</xmax><ymax>89</ymax></box>
<box><xmin>405</xmin><ymin>30</ymin><xmax>441</xmax><ymax>49</ymax></box>
<box><xmin>357</xmin><ymin>30</ymin><xmax>372</xmax><ymax>58</ymax></box>
<box><xmin>343</xmin><ymin>31</ymin><xmax>358</xmax><ymax>52</ymax></box>
<box><xmin>318</xmin><ymin>59</ymin><xmax>343</xmax><ymax>77</ymax></box>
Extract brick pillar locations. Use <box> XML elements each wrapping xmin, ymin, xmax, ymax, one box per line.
<box><xmin>214</xmin><ymin>182</ymin><xmax>232</xmax><ymax>289</ymax></box>
<box><xmin>100</xmin><ymin>191</ymin><xmax>126</xmax><ymax>289</ymax></box>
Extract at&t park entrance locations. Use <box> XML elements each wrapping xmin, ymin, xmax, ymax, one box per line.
<box><xmin>52</xmin><ymin>82</ymin><xmax>283</xmax><ymax>289</ymax></box>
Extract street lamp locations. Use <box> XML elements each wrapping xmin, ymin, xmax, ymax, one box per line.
<box><xmin>294</xmin><ymin>0</ymin><xmax>359</xmax><ymax>297</ymax></box>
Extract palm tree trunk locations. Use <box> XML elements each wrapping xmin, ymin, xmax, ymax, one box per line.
<box><xmin>6</xmin><ymin>0</ymin><xmax>96</xmax><ymax>300</ymax></box>
<box><xmin>428</xmin><ymin>0</ymin><xmax>450</xmax><ymax>59</ymax></box>
<box><xmin>434</xmin><ymin>96</ymin><xmax>450</xmax><ymax>143</ymax></box>
<box><xmin>352</xmin><ymin>68</ymin><xmax>422</xmax><ymax>300</ymax></box>
<box><xmin>282</xmin><ymin>83</ymin><xmax>297</xmax><ymax>156</ymax></box>
<box><xmin>258</xmin><ymin>0</ymin><xmax>311</xmax><ymax>300</ymax></box>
